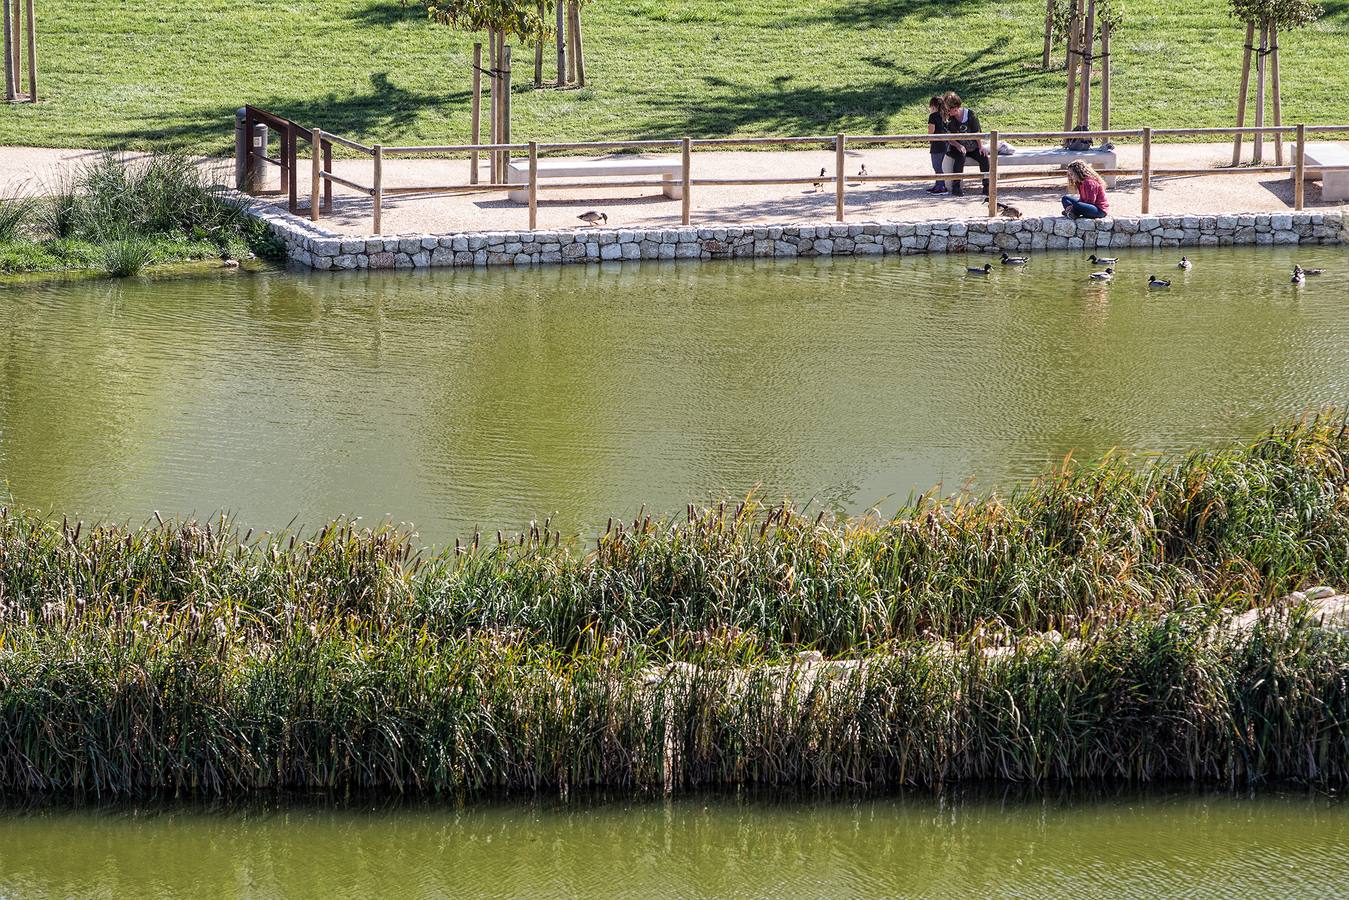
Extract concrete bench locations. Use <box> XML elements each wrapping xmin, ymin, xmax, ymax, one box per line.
<box><xmin>1302</xmin><ymin>142</ymin><xmax>1349</xmax><ymax>201</ymax></box>
<box><xmin>507</xmin><ymin>159</ymin><xmax>683</xmax><ymax>203</ymax></box>
<box><xmin>996</xmin><ymin>146</ymin><xmax>1118</xmax><ymax>188</ymax></box>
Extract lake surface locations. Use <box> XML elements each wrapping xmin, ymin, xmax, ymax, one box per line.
<box><xmin>1</xmin><ymin>247</ymin><xmax>1346</xmax><ymax>543</ymax></box>
<box><xmin>0</xmin><ymin>791</ymin><xmax>1344</xmax><ymax>898</ymax></box>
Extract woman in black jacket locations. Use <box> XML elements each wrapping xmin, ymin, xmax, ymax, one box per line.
<box><xmin>941</xmin><ymin>92</ymin><xmax>989</xmax><ymax>197</ymax></box>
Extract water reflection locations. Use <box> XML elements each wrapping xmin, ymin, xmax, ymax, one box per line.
<box><xmin>1</xmin><ymin>247</ymin><xmax>1346</xmax><ymax>543</ymax></box>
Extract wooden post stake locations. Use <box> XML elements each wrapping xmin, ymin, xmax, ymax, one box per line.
<box><xmin>489</xmin><ymin>30</ymin><xmax>499</xmax><ymax>183</ymax></box>
<box><xmin>534</xmin><ymin>3</ymin><xmax>545</xmax><ymax>87</ymax></box>
<box><xmin>372</xmin><ymin>145</ymin><xmax>383</xmax><ymax>235</ymax></box>
<box><xmin>10</xmin><ymin>0</ymin><xmax>18</xmax><ymax>99</ymax></box>
<box><xmin>1100</xmin><ymin>20</ymin><xmax>1110</xmax><ymax>130</ymax></box>
<box><xmin>566</xmin><ymin>2</ymin><xmax>577</xmax><ymax>85</ymax></box>
<box><xmin>3</xmin><ymin>0</ymin><xmax>14</xmax><ymax>102</ymax></box>
<box><xmin>681</xmin><ymin>137</ymin><xmax>692</xmax><ymax>226</ymax></box>
<box><xmin>1294</xmin><ymin>123</ymin><xmax>1305</xmax><ymax>211</ymax></box>
<box><xmin>323</xmin><ymin>138</ymin><xmax>333</xmax><ymax>211</ymax></box>
<box><xmin>528</xmin><ymin>141</ymin><xmax>538</xmax><ymax>230</ymax></box>
<box><xmin>1270</xmin><ymin>22</ymin><xmax>1283</xmax><ymax>166</ymax></box>
<box><xmin>987</xmin><ymin>129</ymin><xmax>999</xmax><ymax>217</ymax></box>
<box><xmin>470</xmin><ymin>42</ymin><xmax>481</xmax><ymax>185</ymax></box>
<box><xmin>1042</xmin><ymin>0</ymin><xmax>1055</xmax><ymax>69</ymax></box>
<box><xmin>1062</xmin><ymin>0</ymin><xmax>1082</xmax><ymax>139</ymax></box>
<box><xmin>571</xmin><ymin>1</ymin><xmax>586</xmax><ymax>87</ymax></box>
<box><xmin>835</xmin><ymin>133</ymin><xmax>846</xmax><ymax>222</ymax></box>
<box><xmin>502</xmin><ymin>45</ymin><xmax>513</xmax><ymax>172</ymax></box>
<box><xmin>1254</xmin><ymin>20</ymin><xmax>1267</xmax><ymax>164</ymax></box>
<box><xmin>556</xmin><ymin>0</ymin><xmax>566</xmax><ymax>85</ymax></box>
<box><xmin>23</xmin><ymin>0</ymin><xmax>32</xmax><ymax>101</ymax></box>
<box><xmin>1141</xmin><ymin>126</ymin><xmax>1152</xmax><ymax>215</ymax></box>
<box><xmin>1232</xmin><ymin>21</ymin><xmax>1255</xmax><ymax>166</ymax></box>
<box><xmin>310</xmin><ymin>127</ymin><xmax>323</xmax><ymax>222</ymax></box>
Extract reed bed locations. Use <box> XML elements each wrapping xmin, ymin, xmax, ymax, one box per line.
<box><xmin>0</xmin><ymin>411</ymin><xmax>1346</xmax><ymax>798</ymax></box>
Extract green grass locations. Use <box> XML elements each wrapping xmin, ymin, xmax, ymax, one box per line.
<box><xmin>0</xmin><ymin>154</ymin><xmax>279</xmax><ymax>275</ymax></box>
<box><xmin>2</xmin><ymin>0</ymin><xmax>1348</xmax><ymax>154</ymax></box>
<box><xmin>2</xmin><ymin>411</ymin><xmax>1347</xmax><ymax>798</ymax></box>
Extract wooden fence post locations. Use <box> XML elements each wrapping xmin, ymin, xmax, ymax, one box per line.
<box><xmin>835</xmin><ymin>133</ymin><xmax>846</xmax><ymax>222</ymax></box>
<box><xmin>1232</xmin><ymin>20</ymin><xmax>1255</xmax><ymax>166</ymax></box>
<box><xmin>681</xmin><ymin>137</ymin><xmax>691</xmax><ymax>226</ymax></box>
<box><xmin>489</xmin><ymin>30</ymin><xmax>499</xmax><ymax>183</ymax></box>
<box><xmin>571</xmin><ymin>2</ymin><xmax>586</xmax><ymax>87</ymax></box>
<box><xmin>528</xmin><ymin>140</ymin><xmax>538</xmax><ymax>230</ymax></box>
<box><xmin>470</xmin><ymin>43</ymin><xmax>481</xmax><ymax>185</ymax></box>
<box><xmin>372</xmin><ymin>144</ymin><xmax>383</xmax><ymax>235</ymax></box>
<box><xmin>23</xmin><ymin>0</ymin><xmax>32</xmax><ymax>100</ymax></box>
<box><xmin>1294</xmin><ymin>123</ymin><xmax>1305</xmax><ymax>211</ymax></box>
<box><xmin>1100</xmin><ymin>20</ymin><xmax>1110</xmax><ymax>130</ymax></box>
<box><xmin>1042</xmin><ymin>0</ymin><xmax>1054</xmax><ymax>69</ymax></box>
<box><xmin>310</xmin><ymin>127</ymin><xmax>323</xmax><ymax>222</ymax></box>
<box><xmin>556</xmin><ymin>0</ymin><xmax>566</xmax><ymax>85</ymax></box>
<box><xmin>4</xmin><ymin>0</ymin><xmax>16</xmax><ymax>102</ymax></box>
<box><xmin>502</xmin><ymin>45</ymin><xmax>513</xmax><ymax>174</ymax></box>
<box><xmin>987</xmin><ymin>129</ymin><xmax>999</xmax><ymax>217</ymax></box>
<box><xmin>1254</xmin><ymin>20</ymin><xmax>1267</xmax><ymax>164</ymax></box>
<box><xmin>322</xmin><ymin>138</ymin><xmax>333</xmax><ymax>211</ymax></box>
<box><xmin>1141</xmin><ymin>126</ymin><xmax>1152</xmax><ymax>215</ymax></box>
<box><xmin>1270</xmin><ymin>22</ymin><xmax>1283</xmax><ymax>166</ymax></box>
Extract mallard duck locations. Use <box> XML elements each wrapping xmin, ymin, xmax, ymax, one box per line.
<box><xmin>967</xmin><ymin>263</ymin><xmax>992</xmax><ymax>275</ymax></box>
<box><xmin>812</xmin><ymin>168</ymin><xmax>826</xmax><ymax>192</ymax></box>
<box><xmin>1177</xmin><ymin>256</ymin><xmax>1193</xmax><ymax>270</ymax></box>
<box><xmin>1295</xmin><ymin>265</ymin><xmax>1325</xmax><ymax>276</ymax></box>
<box><xmin>578</xmin><ymin>211</ymin><xmax>608</xmax><ymax>226</ymax></box>
<box><xmin>221</xmin><ymin>258</ymin><xmax>240</xmax><ymax>269</ymax></box>
<box><xmin>1148</xmin><ymin>274</ymin><xmax>1171</xmax><ymax>288</ymax></box>
<box><xmin>1000</xmin><ymin>252</ymin><xmax>1029</xmax><ymax>265</ymax></box>
<box><xmin>1089</xmin><ymin>254</ymin><xmax>1117</xmax><ymax>265</ymax></box>
<box><xmin>1090</xmin><ymin>267</ymin><xmax>1114</xmax><ymax>281</ymax></box>
<box><xmin>1292</xmin><ymin>269</ymin><xmax>1306</xmax><ymax>285</ymax></box>
<box><xmin>996</xmin><ymin>203</ymin><xmax>1023</xmax><ymax>219</ymax></box>
<box><xmin>858</xmin><ymin>164</ymin><xmax>869</xmax><ymax>178</ymax></box>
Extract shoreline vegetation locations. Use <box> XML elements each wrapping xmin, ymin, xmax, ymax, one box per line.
<box><xmin>1</xmin><ymin>412</ymin><xmax>1346</xmax><ymax>798</ymax></box>
<box><xmin>0</xmin><ymin>154</ymin><xmax>279</xmax><ymax>277</ymax></box>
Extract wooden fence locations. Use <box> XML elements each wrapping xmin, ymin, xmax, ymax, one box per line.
<box><xmin>239</xmin><ymin>111</ymin><xmax>1349</xmax><ymax>235</ymax></box>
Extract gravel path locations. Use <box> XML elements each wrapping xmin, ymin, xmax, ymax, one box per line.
<box><xmin>5</xmin><ymin>143</ymin><xmax>1346</xmax><ymax>237</ymax></box>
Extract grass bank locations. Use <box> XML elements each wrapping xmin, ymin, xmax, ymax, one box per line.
<box><xmin>0</xmin><ymin>412</ymin><xmax>1346</xmax><ymax>797</ymax></box>
<box><xmin>0</xmin><ymin>154</ymin><xmax>278</xmax><ymax>276</ymax></box>
<box><xmin>2</xmin><ymin>0</ymin><xmax>1348</xmax><ymax>154</ymax></box>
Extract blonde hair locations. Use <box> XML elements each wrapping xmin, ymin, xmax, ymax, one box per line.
<box><xmin>1067</xmin><ymin>160</ymin><xmax>1103</xmax><ymax>187</ymax></box>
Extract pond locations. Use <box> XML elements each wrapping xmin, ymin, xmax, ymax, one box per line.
<box><xmin>1</xmin><ymin>247</ymin><xmax>1346</xmax><ymax>543</ymax></box>
<box><xmin>0</xmin><ymin>791</ymin><xmax>1344</xmax><ymax>898</ymax></box>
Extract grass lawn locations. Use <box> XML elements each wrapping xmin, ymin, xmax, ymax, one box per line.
<box><xmin>1</xmin><ymin>0</ymin><xmax>1348</xmax><ymax>154</ymax></box>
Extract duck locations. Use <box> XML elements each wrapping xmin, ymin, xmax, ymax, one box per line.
<box><xmin>1089</xmin><ymin>254</ymin><xmax>1118</xmax><ymax>265</ymax></box>
<box><xmin>967</xmin><ymin>263</ymin><xmax>993</xmax><ymax>275</ymax></box>
<box><xmin>995</xmin><ymin>203</ymin><xmax>1023</xmax><ymax>219</ymax></box>
<box><xmin>1292</xmin><ymin>269</ymin><xmax>1306</xmax><ymax>285</ymax></box>
<box><xmin>1148</xmin><ymin>274</ymin><xmax>1171</xmax><ymax>288</ymax></box>
<box><xmin>1089</xmin><ymin>267</ymin><xmax>1115</xmax><ymax>281</ymax></box>
<box><xmin>578</xmin><ymin>211</ymin><xmax>609</xmax><ymax>227</ymax></box>
<box><xmin>812</xmin><ymin>167</ymin><xmax>826</xmax><ymax>192</ymax></box>
<box><xmin>858</xmin><ymin>164</ymin><xmax>869</xmax><ymax>178</ymax></box>
<box><xmin>220</xmin><ymin>258</ymin><xmax>240</xmax><ymax>269</ymax></box>
<box><xmin>1177</xmin><ymin>256</ymin><xmax>1193</xmax><ymax>270</ymax></box>
<box><xmin>1000</xmin><ymin>252</ymin><xmax>1029</xmax><ymax>265</ymax></box>
<box><xmin>1294</xmin><ymin>265</ymin><xmax>1325</xmax><ymax>276</ymax></box>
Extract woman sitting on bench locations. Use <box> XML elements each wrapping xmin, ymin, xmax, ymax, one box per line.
<box><xmin>1061</xmin><ymin>160</ymin><xmax>1110</xmax><ymax>219</ymax></box>
<box><xmin>942</xmin><ymin>92</ymin><xmax>989</xmax><ymax>197</ymax></box>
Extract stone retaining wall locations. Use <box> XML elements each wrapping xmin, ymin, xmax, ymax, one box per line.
<box><xmin>249</xmin><ymin>206</ymin><xmax>1347</xmax><ymax>271</ymax></box>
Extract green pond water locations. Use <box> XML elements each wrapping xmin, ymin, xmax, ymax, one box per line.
<box><xmin>0</xmin><ymin>791</ymin><xmax>1344</xmax><ymax>898</ymax></box>
<box><xmin>0</xmin><ymin>246</ymin><xmax>1345</xmax><ymax>543</ymax></box>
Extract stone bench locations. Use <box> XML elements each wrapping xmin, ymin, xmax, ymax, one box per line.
<box><xmin>507</xmin><ymin>159</ymin><xmax>684</xmax><ymax>203</ymax></box>
<box><xmin>1302</xmin><ymin>142</ymin><xmax>1349</xmax><ymax>202</ymax></box>
<box><xmin>996</xmin><ymin>146</ymin><xmax>1118</xmax><ymax>188</ymax></box>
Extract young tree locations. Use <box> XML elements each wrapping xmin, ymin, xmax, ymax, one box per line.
<box><xmin>1229</xmin><ymin>0</ymin><xmax>1323</xmax><ymax>164</ymax></box>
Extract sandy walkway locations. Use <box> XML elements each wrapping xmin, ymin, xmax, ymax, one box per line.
<box><xmin>5</xmin><ymin>143</ymin><xmax>1346</xmax><ymax>236</ymax></box>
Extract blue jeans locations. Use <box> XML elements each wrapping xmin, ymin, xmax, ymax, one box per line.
<box><xmin>930</xmin><ymin>152</ymin><xmax>946</xmax><ymax>190</ymax></box>
<box><xmin>1062</xmin><ymin>196</ymin><xmax>1106</xmax><ymax>219</ymax></box>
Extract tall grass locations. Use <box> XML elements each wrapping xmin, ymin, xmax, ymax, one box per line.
<box><xmin>0</xmin><ymin>195</ymin><xmax>34</xmax><ymax>242</ymax></box>
<box><xmin>0</xmin><ymin>411</ymin><xmax>1345</xmax><ymax>798</ymax></box>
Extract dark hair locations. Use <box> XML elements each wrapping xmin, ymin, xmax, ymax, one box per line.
<box><xmin>942</xmin><ymin>91</ymin><xmax>963</xmax><ymax>110</ymax></box>
<box><xmin>928</xmin><ymin>96</ymin><xmax>942</xmax><ymax>108</ymax></box>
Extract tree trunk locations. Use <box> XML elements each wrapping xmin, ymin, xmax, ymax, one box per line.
<box><xmin>1232</xmin><ymin>20</ymin><xmax>1255</xmax><ymax>165</ymax></box>
<box><xmin>566</xmin><ymin>2</ymin><xmax>577</xmax><ymax>85</ymax></box>
<box><xmin>571</xmin><ymin>1</ymin><xmax>586</xmax><ymax>87</ymax></box>
<box><xmin>1077</xmin><ymin>0</ymin><xmax>1097</xmax><ymax>130</ymax></box>
<box><xmin>534</xmin><ymin>6</ymin><xmax>544</xmax><ymax>88</ymax></box>
<box><xmin>3</xmin><ymin>0</ymin><xmax>14</xmax><ymax>102</ymax></box>
<box><xmin>1254</xmin><ymin>19</ymin><xmax>1267</xmax><ymax>164</ymax></box>
<box><xmin>1042</xmin><ymin>0</ymin><xmax>1055</xmax><ymax>69</ymax></box>
<box><xmin>556</xmin><ymin>0</ymin><xmax>566</xmax><ymax>85</ymax></box>
<box><xmin>1062</xmin><ymin>0</ymin><xmax>1082</xmax><ymax>139</ymax></box>
<box><xmin>1270</xmin><ymin>21</ymin><xmax>1283</xmax><ymax>166</ymax></box>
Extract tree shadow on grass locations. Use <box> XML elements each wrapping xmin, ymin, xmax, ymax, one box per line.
<box><xmin>126</xmin><ymin>73</ymin><xmax>469</xmax><ymax>156</ymax></box>
<box><xmin>798</xmin><ymin>0</ymin><xmax>1000</xmax><ymax>27</ymax></box>
<box><xmin>630</xmin><ymin>40</ymin><xmax>1039</xmax><ymax>138</ymax></box>
<box><xmin>345</xmin><ymin>0</ymin><xmax>429</xmax><ymax>27</ymax></box>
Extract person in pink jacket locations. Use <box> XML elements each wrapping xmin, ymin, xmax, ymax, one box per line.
<box><xmin>1061</xmin><ymin>160</ymin><xmax>1110</xmax><ymax>219</ymax></box>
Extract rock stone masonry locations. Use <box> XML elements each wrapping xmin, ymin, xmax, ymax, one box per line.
<box><xmin>250</xmin><ymin>207</ymin><xmax>1347</xmax><ymax>271</ymax></box>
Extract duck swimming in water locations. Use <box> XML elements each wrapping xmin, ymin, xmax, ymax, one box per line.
<box><xmin>1089</xmin><ymin>254</ymin><xmax>1118</xmax><ymax>266</ymax></box>
<box><xmin>1000</xmin><ymin>252</ymin><xmax>1029</xmax><ymax>265</ymax></box>
<box><xmin>1089</xmin><ymin>267</ymin><xmax>1114</xmax><ymax>281</ymax></box>
<box><xmin>1147</xmin><ymin>274</ymin><xmax>1171</xmax><ymax>288</ymax></box>
<box><xmin>1292</xmin><ymin>268</ymin><xmax>1306</xmax><ymax>285</ymax></box>
<box><xmin>1294</xmin><ymin>265</ymin><xmax>1325</xmax><ymax>276</ymax></box>
<box><xmin>1177</xmin><ymin>256</ymin><xmax>1193</xmax><ymax>270</ymax></box>
<box><xmin>967</xmin><ymin>263</ymin><xmax>993</xmax><ymax>275</ymax></box>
